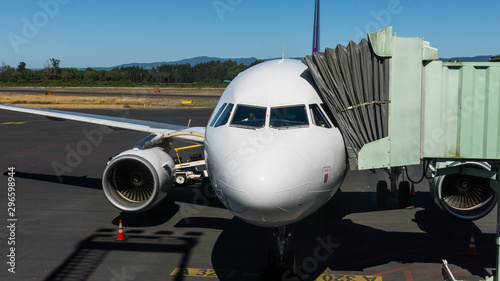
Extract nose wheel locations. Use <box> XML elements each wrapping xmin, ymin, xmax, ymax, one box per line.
<box><xmin>275</xmin><ymin>226</ymin><xmax>292</xmax><ymax>265</ymax></box>
<box><xmin>262</xmin><ymin>226</ymin><xmax>296</xmax><ymax>280</ymax></box>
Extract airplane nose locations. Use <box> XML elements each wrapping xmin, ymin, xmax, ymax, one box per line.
<box><xmin>220</xmin><ymin>145</ymin><xmax>310</xmax><ymax>224</ymax></box>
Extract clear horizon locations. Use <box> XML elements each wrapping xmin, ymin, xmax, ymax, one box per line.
<box><xmin>1</xmin><ymin>0</ymin><xmax>499</xmax><ymax>69</ymax></box>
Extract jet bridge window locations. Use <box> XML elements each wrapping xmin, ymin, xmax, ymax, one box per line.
<box><xmin>310</xmin><ymin>104</ymin><xmax>332</xmax><ymax>128</ymax></box>
<box><xmin>230</xmin><ymin>105</ymin><xmax>266</xmax><ymax>129</ymax></box>
<box><xmin>269</xmin><ymin>105</ymin><xmax>309</xmax><ymax>129</ymax></box>
<box><xmin>214</xmin><ymin>103</ymin><xmax>234</xmax><ymax>127</ymax></box>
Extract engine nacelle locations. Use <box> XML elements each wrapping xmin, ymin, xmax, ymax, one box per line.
<box><xmin>429</xmin><ymin>161</ymin><xmax>496</xmax><ymax>220</ymax></box>
<box><xmin>102</xmin><ymin>147</ymin><xmax>175</xmax><ymax>212</ymax></box>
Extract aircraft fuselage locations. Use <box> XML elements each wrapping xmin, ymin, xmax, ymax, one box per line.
<box><xmin>204</xmin><ymin>59</ymin><xmax>347</xmax><ymax>227</ymax></box>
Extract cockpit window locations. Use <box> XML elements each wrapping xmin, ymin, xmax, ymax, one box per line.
<box><xmin>310</xmin><ymin>104</ymin><xmax>332</xmax><ymax>128</ymax></box>
<box><xmin>230</xmin><ymin>105</ymin><xmax>266</xmax><ymax>128</ymax></box>
<box><xmin>210</xmin><ymin>103</ymin><xmax>227</xmax><ymax>127</ymax></box>
<box><xmin>269</xmin><ymin>105</ymin><xmax>309</xmax><ymax>129</ymax></box>
<box><xmin>214</xmin><ymin>103</ymin><xmax>234</xmax><ymax>127</ymax></box>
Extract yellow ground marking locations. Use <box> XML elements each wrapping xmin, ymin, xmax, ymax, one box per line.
<box><xmin>1</xmin><ymin>120</ymin><xmax>46</xmax><ymax>125</ymax></box>
<box><xmin>171</xmin><ymin>268</ymin><xmax>218</xmax><ymax>278</ymax></box>
<box><xmin>317</xmin><ymin>273</ymin><xmax>382</xmax><ymax>281</ymax></box>
<box><xmin>1</xmin><ymin>121</ymin><xmax>27</xmax><ymax>125</ymax></box>
<box><xmin>170</xmin><ymin>268</ymin><xmax>382</xmax><ymax>280</ymax></box>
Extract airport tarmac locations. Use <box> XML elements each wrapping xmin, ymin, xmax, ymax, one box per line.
<box><xmin>0</xmin><ymin>108</ymin><xmax>497</xmax><ymax>281</ymax></box>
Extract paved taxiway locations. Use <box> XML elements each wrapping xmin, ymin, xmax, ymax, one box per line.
<box><xmin>0</xmin><ymin>108</ymin><xmax>497</xmax><ymax>281</ymax></box>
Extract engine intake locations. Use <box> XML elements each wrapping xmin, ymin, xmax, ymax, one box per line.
<box><xmin>102</xmin><ymin>147</ymin><xmax>174</xmax><ymax>212</ymax></box>
<box><xmin>429</xmin><ymin>162</ymin><xmax>496</xmax><ymax>220</ymax></box>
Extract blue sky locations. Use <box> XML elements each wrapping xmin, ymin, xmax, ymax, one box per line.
<box><xmin>1</xmin><ymin>0</ymin><xmax>499</xmax><ymax>68</ymax></box>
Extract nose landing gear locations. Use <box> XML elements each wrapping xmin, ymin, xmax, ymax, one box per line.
<box><xmin>262</xmin><ymin>225</ymin><xmax>296</xmax><ymax>280</ymax></box>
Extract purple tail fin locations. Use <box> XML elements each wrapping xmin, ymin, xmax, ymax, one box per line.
<box><xmin>312</xmin><ymin>0</ymin><xmax>320</xmax><ymax>53</ymax></box>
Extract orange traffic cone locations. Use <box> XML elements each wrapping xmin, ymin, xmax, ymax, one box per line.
<box><xmin>467</xmin><ymin>233</ymin><xmax>477</xmax><ymax>256</ymax></box>
<box><xmin>116</xmin><ymin>219</ymin><xmax>127</xmax><ymax>241</ymax></box>
<box><xmin>410</xmin><ymin>183</ymin><xmax>415</xmax><ymax>196</ymax></box>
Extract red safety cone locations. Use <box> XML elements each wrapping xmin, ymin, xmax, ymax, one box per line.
<box><xmin>116</xmin><ymin>219</ymin><xmax>127</xmax><ymax>241</ymax></box>
<box><xmin>410</xmin><ymin>182</ymin><xmax>416</xmax><ymax>196</ymax></box>
<box><xmin>467</xmin><ymin>233</ymin><xmax>477</xmax><ymax>256</ymax></box>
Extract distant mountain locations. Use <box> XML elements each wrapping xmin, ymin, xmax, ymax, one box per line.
<box><xmin>439</xmin><ymin>55</ymin><xmax>499</xmax><ymax>62</ymax></box>
<box><xmin>87</xmin><ymin>54</ymin><xmax>498</xmax><ymax>71</ymax></box>
<box><xmin>95</xmin><ymin>56</ymin><xmax>260</xmax><ymax>70</ymax></box>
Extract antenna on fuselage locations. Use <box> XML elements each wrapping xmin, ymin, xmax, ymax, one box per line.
<box><xmin>312</xmin><ymin>0</ymin><xmax>320</xmax><ymax>53</ymax></box>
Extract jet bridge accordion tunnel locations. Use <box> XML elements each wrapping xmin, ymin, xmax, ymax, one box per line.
<box><xmin>303</xmin><ymin>26</ymin><xmax>500</xmax><ymax>222</ymax></box>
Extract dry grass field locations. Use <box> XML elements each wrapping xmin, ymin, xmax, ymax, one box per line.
<box><xmin>0</xmin><ymin>88</ymin><xmax>222</xmax><ymax>109</ymax></box>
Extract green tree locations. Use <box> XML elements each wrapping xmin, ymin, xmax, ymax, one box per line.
<box><xmin>0</xmin><ymin>63</ymin><xmax>14</xmax><ymax>82</ymax></box>
<box><xmin>84</xmin><ymin>67</ymin><xmax>98</xmax><ymax>82</ymax></box>
<box><xmin>19</xmin><ymin>69</ymin><xmax>35</xmax><ymax>83</ymax></box>
<box><xmin>106</xmin><ymin>68</ymin><xmax>126</xmax><ymax>81</ymax></box>
<box><xmin>49</xmin><ymin>58</ymin><xmax>60</xmax><ymax>68</ymax></box>
<box><xmin>61</xmin><ymin>68</ymin><xmax>80</xmax><ymax>81</ymax></box>
<box><xmin>17</xmin><ymin>62</ymin><xmax>26</xmax><ymax>71</ymax></box>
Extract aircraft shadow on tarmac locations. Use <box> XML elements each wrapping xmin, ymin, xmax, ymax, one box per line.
<box><xmin>113</xmin><ymin>183</ymin><xmax>225</xmax><ymax>228</ymax></box>
<box><xmin>2</xmin><ymin>171</ymin><xmax>102</xmax><ymax>190</ymax></box>
<box><xmin>6</xmin><ymin>171</ymin><xmax>225</xmax><ymax>227</ymax></box>
<box><xmin>39</xmin><ymin>181</ymin><xmax>224</xmax><ymax>281</ymax></box>
<box><xmin>14</xmin><ymin>170</ymin><xmax>495</xmax><ymax>280</ymax></box>
<box><xmin>179</xmin><ymin>190</ymin><xmax>496</xmax><ymax>281</ymax></box>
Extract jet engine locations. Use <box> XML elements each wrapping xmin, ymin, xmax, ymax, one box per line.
<box><xmin>429</xmin><ymin>161</ymin><xmax>496</xmax><ymax>220</ymax></box>
<box><xmin>102</xmin><ymin>147</ymin><xmax>175</xmax><ymax>212</ymax></box>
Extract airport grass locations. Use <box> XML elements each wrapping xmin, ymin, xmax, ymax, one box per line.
<box><xmin>0</xmin><ymin>93</ymin><xmax>218</xmax><ymax>109</ymax></box>
<box><xmin>0</xmin><ymin>81</ymin><xmax>229</xmax><ymax>88</ymax></box>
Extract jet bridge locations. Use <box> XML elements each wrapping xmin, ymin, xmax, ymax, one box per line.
<box><xmin>304</xmin><ymin>26</ymin><xmax>500</xmax><ymax>171</ymax></box>
<box><xmin>304</xmin><ymin>26</ymin><xmax>500</xmax><ymax>281</ymax></box>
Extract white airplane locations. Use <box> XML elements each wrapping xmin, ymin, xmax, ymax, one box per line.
<box><xmin>203</xmin><ymin>58</ymin><xmax>346</xmax><ymax>228</ymax></box>
<box><xmin>0</xmin><ymin>0</ymin><xmax>494</xmax><ymax>271</ymax></box>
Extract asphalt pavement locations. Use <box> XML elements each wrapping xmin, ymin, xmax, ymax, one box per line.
<box><xmin>0</xmin><ymin>108</ymin><xmax>497</xmax><ymax>281</ymax></box>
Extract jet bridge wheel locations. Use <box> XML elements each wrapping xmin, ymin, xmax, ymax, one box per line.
<box><xmin>376</xmin><ymin>181</ymin><xmax>389</xmax><ymax>207</ymax></box>
<box><xmin>398</xmin><ymin>181</ymin><xmax>411</xmax><ymax>208</ymax></box>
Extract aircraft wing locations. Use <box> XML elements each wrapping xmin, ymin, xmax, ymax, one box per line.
<box><xmin>0</xmin><ymin>104</ymin><xmax>205</xmax><ymax>143</ymax></box>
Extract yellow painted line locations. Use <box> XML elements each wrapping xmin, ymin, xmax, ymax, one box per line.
<box><xmin>316</xmin><ymin>274</ymin><xmax>382</xmax><ymax>281</ymax></box>
<box><xmin>1</xmin><ymin>120</ymin><xmax>46</xmax><ymax>125</ymax></box>
<box><xmin>2</xmin><ymin>121</ymin><xmax>27</xmax><ymax>125</ymax></box>
<box><xmin>170</xmin><ymin>268</ymin><xmax>382</xmax><ymax>280</ymax></box>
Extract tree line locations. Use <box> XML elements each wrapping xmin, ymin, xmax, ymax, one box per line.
<box><xmin>0</xmin><ymin>58</ymin><xmax>263</xmax><ymax>88</ymax></box>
